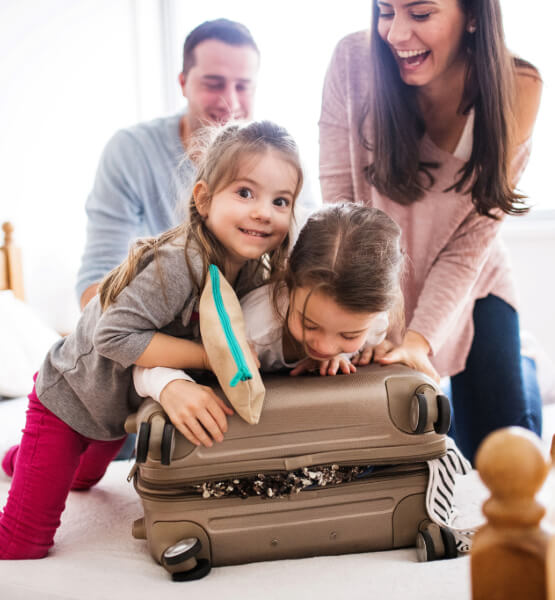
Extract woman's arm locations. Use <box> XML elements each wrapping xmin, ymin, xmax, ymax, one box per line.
<box><xmin>405</xmin><ymin>68</ymin><xmax>542</xmax><ymax>358</ymax></box>
<box><xmin>406</xmin><ymin>208</ymin><xmax>503</xmax><ymax>358</ymax></box>
<box><xmin>514</xmin><ymin>66</ymin><xmax>543</xmax><ymax>150</ymax></box>
<box><xmin>319</xmin><ymin>37</ymin><xmax>356</xmax><ymax>205</ymax></box>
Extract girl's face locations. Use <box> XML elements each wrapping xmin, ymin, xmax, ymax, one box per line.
<box><xmin>376</xmin><ymin>0</ymin><xmax>469</xmax><ymax>90</ymax></box>
<box><xmin>287</xmin><ymin>287</ymin><xmax>389</xmax><ymax>360</ymax></box>
<box><xmin>195</xmin><ymin>149</ymin><xmax>298</xmax><ymax>278</ymax></box>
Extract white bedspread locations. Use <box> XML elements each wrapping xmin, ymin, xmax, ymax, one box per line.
<box><xmin>1</xmin><ymin>396</ymin><xmax>552</xmax><ymax>600</ymax></box>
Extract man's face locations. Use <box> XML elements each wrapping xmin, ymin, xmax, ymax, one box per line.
<box><xmin>180</xmin><ymin>39</ymin><xmax>259</xmax><ymax>133</ymax></box>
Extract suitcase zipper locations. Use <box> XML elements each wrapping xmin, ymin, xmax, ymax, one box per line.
<box><xmin>134</xmin><ymin>462</ymin><xmax>429</xmax><ymax>500</ymax></box>
<box><xmin>133</xmin><ymin>450</ymin><xmax>442</xmax><ymax>488</ymax></box>
<box><xmin>209</xmin><ymin>264</ymin><xmax>252</xmax><ymax>387</ymax></box>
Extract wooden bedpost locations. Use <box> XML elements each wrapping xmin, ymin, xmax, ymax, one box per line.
<box><xmin>471</xmin><ymin>427</ymin><xmax>550</xmax><ymax>600</ymax></box>
<box><xmin>1</xmin><ymin>221</ymin><xmax>24</xmax><ymax>300</ymax></box>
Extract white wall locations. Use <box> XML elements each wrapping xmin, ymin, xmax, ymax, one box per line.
<box><xmin>502</xmin><ymin>215</ymin><xmax>555</xmax><ymax>362</ymax></box>
<box><xmin>0</xmin><ymin>0</ymin><xmax>168</xmax><ymax>333</ymax></box>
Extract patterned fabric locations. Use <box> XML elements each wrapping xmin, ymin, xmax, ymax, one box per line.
<box><xmin>426</xmin><ymin>438</ymin><xmax>475</xmax><ymax>552</ymax></box>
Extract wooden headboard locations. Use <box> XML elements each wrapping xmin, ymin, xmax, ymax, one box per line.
<box><xmin>1</xmin><ymin>222</ymin><xmax>24</xmax><ymax>300</ymax></box>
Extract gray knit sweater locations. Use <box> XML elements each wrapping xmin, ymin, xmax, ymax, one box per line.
<box><xmin>37</xmin><ymin>236</ymin><xmax>260</xmax><ymax>440</ymax></box>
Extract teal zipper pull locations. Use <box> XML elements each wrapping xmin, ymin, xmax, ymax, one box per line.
<box><xmin>209</xmin><ymin>265</ymin><xmax>253</xmax><ymax>387</ymax></box>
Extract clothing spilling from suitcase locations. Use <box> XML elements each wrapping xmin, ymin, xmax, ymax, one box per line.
<box><xmin>125</xmin><ymin>365</ymin><xmax>480</xmax><ymax>581</ymax></box>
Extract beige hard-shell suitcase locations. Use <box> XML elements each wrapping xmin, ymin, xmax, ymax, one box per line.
<box><xmin>125</xmin><ymin>364</ymin><xmax>452</xmax><ymax>580</ymax></box>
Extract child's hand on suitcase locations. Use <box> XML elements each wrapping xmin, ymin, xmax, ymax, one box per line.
<box><xmin>289</xmin><ymin>355</ymin><xmax>356</xmax><ymax>376</ymax></box>
<box><xmin>159</xmin><ymin>380</ymin><xmax>234</xmax><ymax>447</ymax></box>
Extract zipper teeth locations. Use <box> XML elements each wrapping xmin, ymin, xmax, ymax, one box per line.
<box><xmin>136</xmin><ymin>463</ymin><xmax>429</xmax><ymax>494</ymax></box>
<box><xmin>136</xmin><ymin>467</ymin><xmax>429</xmax><ymax>500</ymax></box>
<box><xmin>210</xmin><ymin>265</ymin><xmax>252</xmax><ymax>387</ymax></box>
<box><xmin>136</xmin><ymin>456</ymin><xmax>436</xmax><ymax>489</ymax></box>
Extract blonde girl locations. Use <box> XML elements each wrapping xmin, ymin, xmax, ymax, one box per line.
<box><xmin>0</xmin><ymin>120</ymin><xmax>303</xmax><ymax>560</ymax></box>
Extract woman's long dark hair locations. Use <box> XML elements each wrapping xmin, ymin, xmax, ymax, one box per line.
<box><xmin>359</xmin><ymin>0</ymin><xmax>540</xmax><ymax>218</ymax></box>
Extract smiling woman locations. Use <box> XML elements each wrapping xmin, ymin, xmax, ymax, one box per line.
<box><xmin>318</xmin><ymin>0</ymin><xmax>543</xmax><ymax>463</ymax></box>
<box><xmin>376</xmin><ymin>0</ymin><xmax>469</xmax><ymax>94</ymax></box>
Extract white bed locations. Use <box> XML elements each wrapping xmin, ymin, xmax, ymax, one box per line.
<box><xmin>1</xmin><ymin>222</ymin><xmax>553</xmax><ymax>600</ymax></box>
<box><xmin>4</xmin><ymin>399</ymin><xmax>555</xmax><ymax>600</ymax></box>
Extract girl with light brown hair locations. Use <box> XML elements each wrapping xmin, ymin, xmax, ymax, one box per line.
<box><xmin>0</xmin><ymin>120</ymin><xmax>303</xmax><ymax>560</ymax></box>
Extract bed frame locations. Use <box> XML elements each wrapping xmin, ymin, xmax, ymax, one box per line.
<box><xmin>1</xmin><ymin>221</ymin><xmax>24</xmax><ymax>300</ymax></box>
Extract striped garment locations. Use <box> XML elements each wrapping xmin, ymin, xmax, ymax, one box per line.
<box><xmin>426</xmin><ymin>437</ymin><xmax>476</xmax><ymax>552</ymax></box>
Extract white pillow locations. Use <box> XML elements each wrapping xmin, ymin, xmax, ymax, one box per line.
<box><xmin>0</xmin><ymin>291</ymin><xmax>60</xmax><ymax>398</ymax></box>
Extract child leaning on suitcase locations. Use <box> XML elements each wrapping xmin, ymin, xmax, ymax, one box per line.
<box><xmin>0</xmin><ymin>120</ymin><xmax>304</xmax><ymax>560</ymax></box>
<box><xmin>134</xmin><ymin>202</ymin><xmax>406</xmax><ymax>444</ymax></box>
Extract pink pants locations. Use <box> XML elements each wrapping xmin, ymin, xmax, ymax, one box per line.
<box><xmin>0</xmin><ymin>385</ymin><xmax>126</xmax><ymax>559</ymax></box>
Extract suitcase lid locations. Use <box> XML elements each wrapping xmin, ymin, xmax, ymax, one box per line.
<box><xmin>130</xmin><ymin>364</ymin><xmax>448</xmax><ymax>485</ymax></box>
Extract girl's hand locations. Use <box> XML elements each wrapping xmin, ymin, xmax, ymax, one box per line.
<box><xmin>289</xmin><ymin>355</ymin><xmax>356</xmax><ymax>377</ymax></box>
<box><xmin>159</xmin><ymin>379</ymin><xmax>234</xmax><ymax>447</ymax></box>
<box><xmin>374</xmin><ymin>330</ymin><xmax>440</xmax><ymax>383</ymax></box>
<box><xmin>350</xmin><ymin>339</ymin><xmax>394</xmax><ymax>366</ymax></box>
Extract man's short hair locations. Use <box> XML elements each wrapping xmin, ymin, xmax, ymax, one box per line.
<box><xmin>182</xmin><ymin>19</ymin><xmax>259</xmax><ymax>76</ymax></box>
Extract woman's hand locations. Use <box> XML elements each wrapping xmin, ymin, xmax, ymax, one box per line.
<box><xmin>374</xmin><ymin>330</ymin><xmax>440</xmax><ymax>383</ymax></box>
<box><xmin>350</xmin><ymin>339</ymin><xmax>394</xmax><ymax>366</ymax></box>
<box><xmin>159</xmin><ymin>379</ymin><xmax>234</xmax><ymax>447</ymax></box>
<box><xmin>289</xmin><ymin>355</ymin><xmax>356</xmax><ymax>377</ymax></box>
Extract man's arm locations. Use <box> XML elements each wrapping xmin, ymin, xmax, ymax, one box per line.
<box><xmin>76</xmin><ymin>129</ymin><xmax>147</xmax><ymax>309</ymax></box>
<box><xmin>80</xmin><ymin>283</ymin><xmax>99</xmax><ymax>310</ymax></box>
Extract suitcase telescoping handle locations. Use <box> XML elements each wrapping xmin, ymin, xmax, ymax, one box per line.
<box><xmin>409</xmin><ymin>390</ymin><xmax>451</xmax><ymax>435</ymax></box>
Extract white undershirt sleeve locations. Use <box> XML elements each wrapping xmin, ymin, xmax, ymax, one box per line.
<box><xmin>132</xmin><ymin>365</ymin><xmax>195</xmax><ymax>403</ymax></box>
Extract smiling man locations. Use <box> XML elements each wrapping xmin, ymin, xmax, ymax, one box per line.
<box><xmin>77</xmin><ymin>20</ymin><xmax>261</xmax><ymax>309</ymax></box>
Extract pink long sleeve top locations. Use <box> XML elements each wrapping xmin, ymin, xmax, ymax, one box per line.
<box><xmin>319</xmin><ymin>31</ymin><xmax>531</xmax><ymax>377</ymax></box>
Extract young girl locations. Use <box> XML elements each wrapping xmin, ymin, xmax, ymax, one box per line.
<box><xmin>134</xmin><ymin>203</ymin><xmax>405</xmax><ymax>447</ymax></box>
<box><xmin>0</xmin><ymin>120</ymin><xmax>303</xmax><ymax>560</ymax></box>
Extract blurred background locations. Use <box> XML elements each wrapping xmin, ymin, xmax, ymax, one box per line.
<box><xmin>1</xmin><ymin>0</ymin><xmax>553</xmax><ymax>364</ymax></box>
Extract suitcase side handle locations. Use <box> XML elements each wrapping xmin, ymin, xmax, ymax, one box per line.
<box><xmin>408</xmin><ymin>386</ymin><xmax>451</xmax><ymax>435</ymax></box>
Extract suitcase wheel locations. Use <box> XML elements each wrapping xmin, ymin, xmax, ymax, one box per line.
<box><xmin>439</xmin><ymin>526</ymin><xmax>458</xmax><ymax>559</ymax></box>
<box><xmin>171</xmin><ymin>559</ymin><xmax>211</xmax><ymax>582</ymax></box>
<box><xmin>135</xmin><ymin>422</ymin><xmax>151</xmax><ymax>463</ymax></box>
<box><xmin>162</xmin><ymin>537</ymin><xmax>211</xmax><ymax>581</ymax></box>
<box><xmin>410</xmin><ymin>393</ymin><xmax>428</xmax><ymax>434</ymax></box>
<box><xmin>416</xmin><ymin>529</ymin><xmax>436</xmax><ymax>562</ymax></box>
<box><xmin>162</xmin><ymin>537</ymin><xmax>202</xmax><ymax>566</ymax></box>
<box><xmin>161</xmin><ymin>422</ymin><xmax>175</xmax><ymax>466</ymax></box>
<box><xmin>433</xmin><ymin>394</ymin><xmax>451</xmax><ymax>435</ymax></box>
<box><xmin>416</xmin><ymin>523</ymin><xmax>458</xmax><ymax>562</ymax></box>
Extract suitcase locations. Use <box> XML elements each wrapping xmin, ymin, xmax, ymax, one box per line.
<box><xmin>125</xmin><ymin>364</ymin><xmax>452</xmax><ymax>580</ymax></box>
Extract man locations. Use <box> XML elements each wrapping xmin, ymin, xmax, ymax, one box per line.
<box><xmin>77</xmin><ymin>19</ymin><xmax>261</xmax><ymax>308</ymax></box>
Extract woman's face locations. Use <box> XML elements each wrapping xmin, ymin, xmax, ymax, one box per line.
<box><xmin>376</xmin><ymin>0</ymin><xmax>470</xmax><ymax>89</ymax></box>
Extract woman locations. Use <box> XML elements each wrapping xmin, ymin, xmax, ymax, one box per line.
<box><xmin>319</xmin><ymin>0</ymin><xmax>542</xmax><ymax>462</ymax></box>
